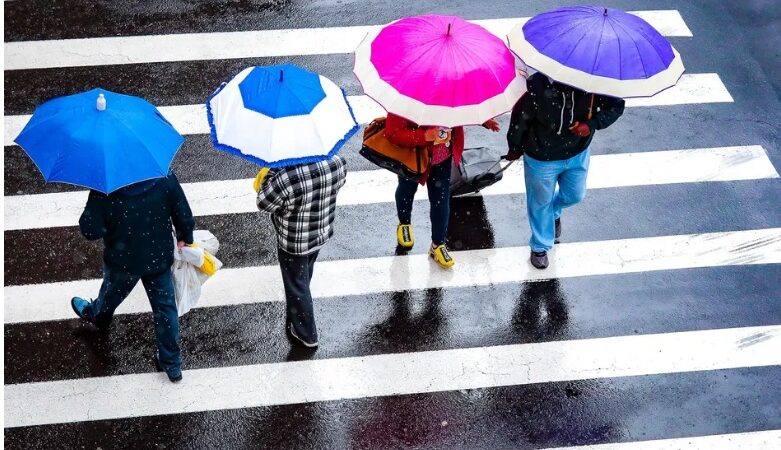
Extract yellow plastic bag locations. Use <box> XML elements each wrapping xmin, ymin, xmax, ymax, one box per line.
<box><xmin>193</xmin><ymin>245</ymin><xmax>221</xmax><ymax>276</ymax></box>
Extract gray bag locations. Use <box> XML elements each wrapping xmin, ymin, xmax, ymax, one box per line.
<box><xmin>450</xmin><ymin>147</ymin><xmax>514</xmax><ymax>197</ymax></box>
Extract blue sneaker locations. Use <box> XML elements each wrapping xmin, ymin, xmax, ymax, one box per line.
<box><xmin>71</xmin><ymin>297</ymin><xmax>111</xmax><ymax>330</ymax></box>
<box><xmin>154</xmin><ymin>351</ymin><xmax>183</xmax><ymax>383</ymax></box>
<box><xmin>71</xmin><ymin>297</ymin><xmax>92</xmax><ymax>320</ymax></box>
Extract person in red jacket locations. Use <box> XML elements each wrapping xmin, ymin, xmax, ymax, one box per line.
<box><xmin>384</xmin><ymin>113</ymin><xmax>499</xmax><ymax>268</ymax></box>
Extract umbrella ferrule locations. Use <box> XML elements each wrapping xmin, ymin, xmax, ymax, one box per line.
<box><xmin>603</xmin><ymin>8</ymin><xmax>608</xmax><ymax>16</ymax></box>
<box><xmin>96</xmin><ymin>93</ymin><xmax>106</xmax><ymax>111</ymax></box>
<box><xmin>279</xmin><ymin>70</ymin><xmax>284</xmax><ymax>82</ymax></box>
<box><xmin>447</xmin><ymin>23</ymin><xmax>451</xmax><ymax>35</ymax></box>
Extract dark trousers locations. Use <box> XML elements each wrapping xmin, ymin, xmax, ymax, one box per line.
<box><xmin>278</xmin><ymin>247</ymin><xmax>320</xmax><ymax>343</ymax></box>
<box><xmin>88</xmin><ymin>266</ymin><xmax>181</xmax><ymax>369</ymax></box>
<box><xmin>395</xmin><ymin>157</ymin><xmax>452</xmax><ymax>246</ymax></box>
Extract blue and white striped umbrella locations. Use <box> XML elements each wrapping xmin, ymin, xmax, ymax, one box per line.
<box><xmin>206</xmin><ymin>64</ymin><xmax>359</xmax><ymax>167</ymax></box>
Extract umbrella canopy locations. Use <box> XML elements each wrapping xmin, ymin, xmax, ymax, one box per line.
<box><xmin>354</xmin><ymin>15</ymin><xmax>526</xmax><ymax>127</ymax></box>
<box><xmin>14</xmin><ymin>88</ymin><xmax>184</xmax><ymax>194</ymax></box>
<box><xmin>206</xmin><ymin>64</ymin><xmax>359</xmax><ymax>167</ymax></box>
<box><xmin>507</xmin><ymin>6</ymin><xmax>684</xmax><ymax>98</ymax></box>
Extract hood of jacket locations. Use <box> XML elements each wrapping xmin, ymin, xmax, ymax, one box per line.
<box><xmin>113</xmin><ymin>177</ymin><xmax>164</xmax><ymax>197</ymax></box>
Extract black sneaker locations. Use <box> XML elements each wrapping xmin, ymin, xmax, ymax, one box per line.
<box><xmin>530</xmin><ymin>251</ymin><xmax>549</xmax><ymax>269</ymax></box>
<box><xmin>154</xmin><ymin>352</ymin><xmax>183</xmax><ymax>383</ymax></box>
<box><xmin>554</xmin><ymin>218</ymin><xmax>561</xmax><ymax>242</ymax></box>
<box><xmin>288</xmin><ymin>323</ymin><xmax>319</xmax><ymax>348</ymax></box>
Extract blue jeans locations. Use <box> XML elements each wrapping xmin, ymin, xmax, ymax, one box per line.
<box><xmin>87</xmin><ymin>266</ymin><xmax>181</xmax><ymax>369</ymax></box>
<box><xmin>524</xmin><ymin>149</ymin><xmax>590</xmax><ymax>252</ymax></box>
<box><xmin>396</xmin><ymin>158</ymin><xmax>452</xmax><ymax>246</ymax></box>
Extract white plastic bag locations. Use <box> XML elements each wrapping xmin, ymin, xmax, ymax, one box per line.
<box><xmin>172</xmin><ymin>230</ymin><xmax>223</xmax><ymax>316</ymax></box>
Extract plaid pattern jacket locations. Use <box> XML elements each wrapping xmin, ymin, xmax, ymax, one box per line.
<box><xmin>256</xmin><ymin>156</ymin><xmax>347</xmax><ymax>255</ymax></box>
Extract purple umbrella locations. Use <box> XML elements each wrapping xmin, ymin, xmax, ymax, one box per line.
<box><xmin>507</xmin><ymin>6</ymin><xmax>684</xmax><ymax>98</ymax></box>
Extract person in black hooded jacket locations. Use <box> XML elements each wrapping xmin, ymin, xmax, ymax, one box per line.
<box><xmin>506</xmin><ymin>72</ymin><xmax>625</xmax><ymax>269</ymax></box>
<box><xmin>70</xmin><ymin>172</ymin><xmax>194</xmax><ymax>382</ymax></box>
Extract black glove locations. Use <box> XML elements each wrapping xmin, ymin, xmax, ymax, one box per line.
<box><xmin>504</xmin><ymin>148</ymin><xmax>523</xmax><ymax>161</ymax></box>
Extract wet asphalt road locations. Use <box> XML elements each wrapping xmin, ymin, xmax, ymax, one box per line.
<box><xmin>4</xmin><ymin>0</ymin><xmax>781</xmax><ymax>449</ymax></box>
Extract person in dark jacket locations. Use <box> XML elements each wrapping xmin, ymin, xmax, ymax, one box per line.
<box><xmin>71</xmin><ymin>173</ymin><xmax>195</xmax><ymax>382</ymax></box>
<box><xmin>506</xmin><ymin>72</ymin><xmax>625</xmax><ymax>269</ymax></box>
<box><xmin>255</xmin><ymin>155</ymin><xmax>347</xmax><ymax>348</ymax></box>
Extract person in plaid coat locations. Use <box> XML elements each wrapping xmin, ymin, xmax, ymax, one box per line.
<box><xmin>255</xmin><ymin>155</ymin><xmax>347</xmax><ymax>347</ymax></box>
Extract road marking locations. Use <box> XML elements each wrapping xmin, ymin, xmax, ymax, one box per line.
<box><xmin>3</xmin><ymin>11</ymin><xmax>692</xmax><ymax>71</ymax></box>
<box><xmin>4</xmin><ymin>73</ymin><xmax>734</xmax><ymax>147</ymax></box>
<box><xmin>4</xmin><ymin>325</ymin><xmax>779</xmax><ymax>427</ymax></box>
<box><xmin>5</xmin><ymin>228</ymin><xmax>780</xmax><ymax>324</ymax></box>
<box><xmin>4</xmin><ymin>145</ymin><xmax>776</xmax><ymax>231</ymax></box>
<box><xmin>542</xmin><ymin>430</ymin><xmax>781</xmax><ymax>450</ymax></box>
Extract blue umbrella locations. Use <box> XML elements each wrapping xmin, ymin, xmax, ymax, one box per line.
<box><xmin>507</xmin><ymin>6</ymin><xmax>684</xmax><ymax>97</ymax></box>
<box><xmin>15</xmin><ymin>88</ymin><xmax>184</xmax><ymax>193</ymax></box>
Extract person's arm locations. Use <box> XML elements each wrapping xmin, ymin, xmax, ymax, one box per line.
<box><xmin>78</xmin><ymin>190</ymin><xmax>108</xmax><ymax>240</ymax></box>
<box><xmin>383</xmin><ymin>113</ymin><xmax>431</xmax><ymax>147</ymax></box>
<box><xmin>168</xmin><ymin>173</ymin><xmax>195</xmax><ymax>244</ymax></box>
<box><xmin>586</xmin><ymin>95</ymin><xmax>625</xmax><ymax>131</ymax></box>
<box><xmin>256</xmin><ymin>169</ymin><xmax>291</xmax><ymax>213</ymax></box>
<box><xmin>505</xmin><ymin>93</ymin><xmax>535</xmax><ymax>159</ymax></box>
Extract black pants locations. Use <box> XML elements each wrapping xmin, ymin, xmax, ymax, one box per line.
<box><xmin>395</xmin><ymin>157</ymin><xmax>452</xmax><ymax>245</ymax></box>
<box><xmin>278</xmin><ymin>247</ymin><xmax>320</xmax><ymax>343</ymax></box>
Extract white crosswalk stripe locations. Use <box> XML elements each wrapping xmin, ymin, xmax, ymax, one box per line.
<box><xmin>540</xmin><ymin>430</ymin><xmax>781</xmax><ymax>450</ymax></box>
<box><xmin>3</xmin><ymin>5</ymin><xmax>780</xmax><ymax>447</ymax></box>
<box><xmin>5</xmin><ymin>326</ymin><xmax>779</xmax><ymax>427</ymax></box>
<box><xmin>3</xmin><ymin>73</ymin><xmax>734</xmax><ymax>146</ymax></box>
<box><xmin>3</xmin><ymin>11</ymin><xmax>691</xmax><ymax>71</ymax></box>
<box><xmin>6</xmin><ymin>228</ymin><xmax>780</xmax><ymax>324</ymax></box>
<box><xmin>6</xmin><ymin>145</ymin><xmax>775</xmax><ymax>231</ymax></box>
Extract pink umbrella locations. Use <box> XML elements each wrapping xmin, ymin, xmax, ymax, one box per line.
<box><xmin>354</xmin><ymin>15</ymin><xmax>526</xmax><ymax>127</ymax></box>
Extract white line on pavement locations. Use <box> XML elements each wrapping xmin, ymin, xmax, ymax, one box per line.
<box><xmin>5</xmin><ymin>228</ymin><xmax>781</xmax><ymax>324</ymax></box>
<box><xmin>4</xmin><ymin>145</ymin><xmax>776</xmax><ymax>231</ymax></box>
<box><xmin>4</xmin><ymin>325</ymin><xmax>779</xmax><ymax>427</ymax></box>
<box><xmin>3</xmin><ymin>11</ymin><xmax>692</xmax><ymax>71</ymax></box>
<box><xmin>4</xmin><ymin>73</ymin><xmax>734</xmax><ymax>147</ymax></box>
<box><xmin>541</xmin><ymin>430</ymin><xmax>781</xmax><ymax>450</ymax></box>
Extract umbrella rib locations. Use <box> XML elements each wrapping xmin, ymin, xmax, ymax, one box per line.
<box><xmin>456</xmin><ymin>44</ymin><xmax>507</xmax><ymax>104</ymax></box>
<box><xmin>557</xmin><ymin>25</ymin><xmax>593</xmax><ymax>72</ymax></box>
<box><xmin>610</xmin><ymin>18</ymin><xmax>651</xmax><ymax>79</ymax></box>
<box><xmin>601</xmin><ymin>17</ymin><xmax>623</xmax><ymax>80</ymax></box>
<box><xmin>534</xmin><ymin>20</ymin><xmax>589</xmax><ymax>54</ymax></box>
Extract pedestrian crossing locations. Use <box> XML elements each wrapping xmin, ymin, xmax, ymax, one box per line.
<box><xmin>3</xmin><ymin>4</ymin><xmax>780</xmax><ymax>449</ymax></box>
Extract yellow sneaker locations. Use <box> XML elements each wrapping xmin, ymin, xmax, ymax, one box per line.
<box><xmin>429</xmin><ymin>244</ymin><xmax>455</xmax><ymax>268</ymax></box>
<box><xmin>397</xmin><ymin>224</ymin><xmax>415</xmax><ymax>249</ymax></box>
